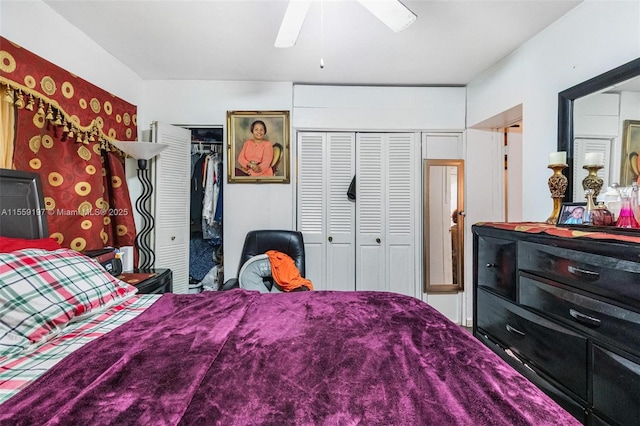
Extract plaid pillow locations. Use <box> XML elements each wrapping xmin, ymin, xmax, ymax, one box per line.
<box><xmin>0</xmin><ymin>248</ymin><xmax>137</xmax><ymax>355</ymax></box>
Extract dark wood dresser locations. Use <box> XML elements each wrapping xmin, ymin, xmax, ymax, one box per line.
<box><xmin>130</xmin><ymin>268</ymin><xmax>173</xmax><ymax>294</ymax></box>
<box><xmin>473</xmin><ymin>223</ymin><xmax>640</xmax><ymax>426</ymax></box>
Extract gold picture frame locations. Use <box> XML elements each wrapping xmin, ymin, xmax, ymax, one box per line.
<box><xmin>620</xmin><ymin>119</ymin><xmax>640</xmax><ymax>186</ymax></box>
<box><xmin>227</xmin><ymin>110</ymin><xmax>290</xmax><ymax>183</ymax></box>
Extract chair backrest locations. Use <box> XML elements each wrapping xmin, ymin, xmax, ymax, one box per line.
<box><xmin>270</xmin><ymin>143</ymin><xmax>283</xmax><ymax>174</ymax></box>
<box><xmin>238</xmin><ymin>230</ymin><xmax>305</xmax><ymax>277</ymax></box>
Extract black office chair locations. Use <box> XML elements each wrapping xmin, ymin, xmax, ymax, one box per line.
<box><xmin>221</xmin><ymin>229</ymin><xmax>306</xmax><ymax>291</ymax></box>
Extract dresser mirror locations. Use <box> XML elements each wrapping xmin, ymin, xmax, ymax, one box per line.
<box><xmin>424</xmin><ymin>159</ymin><xmax>464</xmax><ymax>293</ymax></box>
<box><xmin>557</xmin><ymin>57</ymin><xmax>640</xmax><ymax>203</ymax></box>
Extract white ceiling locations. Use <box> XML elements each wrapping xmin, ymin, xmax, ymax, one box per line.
<box><xmin>43</xmin><ymin>0</ymin><xmax>582</xmax><ymax>86</ymax></box>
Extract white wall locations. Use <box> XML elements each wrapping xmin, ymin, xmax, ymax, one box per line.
<box><xmin>140</xmin><ymin>80</ymin><xmax>294</xmax><ymax>281</ymax></box>
<box><xmin>294</xmin><ymin>85</ymin><xmax>466</xmax><ymax>131</ymax></box>
<box><xmin>0</xmin><ymin>1</ymin><xmax>143</xmax><ymax>107</ymax></box>
<box><xmin>467</xmin><ymin>0</ymin><xmax>640</xmax><ymax>222</ymax></box>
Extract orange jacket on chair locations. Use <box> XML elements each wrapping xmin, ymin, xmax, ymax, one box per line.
<box><xmin>265</xmin><ymin>250</ymin><xmax>313</xmax><ymax>291</ymax></box>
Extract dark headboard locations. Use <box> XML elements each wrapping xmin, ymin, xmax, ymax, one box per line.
<box><xmin>0</xmin><ymin>168</ymin><xmax>49</xmax><ymax>239</ymax></box>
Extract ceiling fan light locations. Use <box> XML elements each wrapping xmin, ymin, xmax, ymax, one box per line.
<box><xmin>275</xmin><ymin>0</ymin><xmax>312</xmax><ymax>48</ymax></box>
<box><xmin>356</xmin><ymin>0</ymin><xmax>417</xmax><ymax>33</ymax></box>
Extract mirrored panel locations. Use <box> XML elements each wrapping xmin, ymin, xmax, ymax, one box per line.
<box><xmin>558</xmin><ymin>58</ymin><xmax>640</xmax><ymax>202</ymax></box>
<box><xmin>424</xmin><ymin>159</ymin><xmax>464</xmax><ymax>293</ymax></box>
<box><xmin>571</xmin><ymin>75</ymin><xmax>640</xmax><ymax>201</ymax></box>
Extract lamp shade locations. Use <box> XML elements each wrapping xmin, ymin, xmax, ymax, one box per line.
<box><xmin>109</xmin><ymin>141</ymin><xmax>169</xmax><ymax>160</ymax></box>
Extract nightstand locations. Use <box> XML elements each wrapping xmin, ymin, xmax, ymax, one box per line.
<box><xmin>118</xmin><ymin>268</ymin><xmax>173</xmax><ymax>294</ymax></box>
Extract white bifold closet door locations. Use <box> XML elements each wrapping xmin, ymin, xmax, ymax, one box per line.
<box><xmin>356</xmin><ymin>133</ymin><xmax>417</xmax><ymax>296</ymax></box>
<box><xmin>572</xmin><ymin>137</ymin><xmax>612</xmax><ymax>202</ymax></box>
<box><xmin>298</xmin><ymin>132</ymin><xmax>356</xmax><ymax>291</ymax></box>
<box><xmin>151</xmin><ymin>121</ymin><xmax>191</xmax><ymax>293</ymax></box>
<box><xmin>298</xmin><ymin>131</ymin><xmax>418</xmax><ymax>297</ymax></box>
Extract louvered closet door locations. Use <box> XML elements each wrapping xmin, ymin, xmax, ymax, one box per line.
<box><xmin>385</xmin><ymin>133</ymin><xmax>417</xmax><ymax>297</ymax></box>
<box><xmin>297</xmin><ymin>132</ymin><xmax>355</xmax><ymax>291</ymax></box>
<box><xmin>152</xmin><ymin>121</ymin><xmax>191</xmax><ymax>293</ymax></box>
<box><xmin>356</xmin><ymin>133</ymin><xmax>417</xmax><ymax>296</ymax></box>
<box><xmin>573</xmin><ymin>138</ymin><xmax>611</xmax><ymax>202</ymax></box>
<box><xmin>326</xmin><ymin>133</ymin><xmax>356</xmax><ymax>291</ymax></box>
<box><xmin>356</xmin><ymin>133</ymin><xmax>386</xmax><ymax>291</ymax></box>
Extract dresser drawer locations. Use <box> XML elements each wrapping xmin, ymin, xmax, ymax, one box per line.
<box><xmin>518</xmin><ymin>241</ymin><xmax>640</xmax><ymax>307</ymax></box>
<box><xmin>132</xmin><ymin>269</ymin><xmax>173</xmax><ymax>294</ymax></box>
<box><xmin>519</xmin><ymin>274</ymin><xmax>640</xmax><ymax>356</ymax></box>
<box><xmin>476</xmin><ymin>235</ymin><xmax>517</xmax><ymax>300</ymax></box>
<box><xmin>592</xmin><ymin>345</ymin><xmax>640</xmax><ymax>426</ymax></box>
<box><xmin>477</xmin><ymin>289</ymin><xmax>588</xmax><ymax>400</ymax></box>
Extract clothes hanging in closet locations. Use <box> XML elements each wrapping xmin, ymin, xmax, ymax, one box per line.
<box><xmin>200</xmin><ymin>152</ymin><xmax>222</xmax><ymax>241</ymax></box>
<box><xmin>190</xmin><ymin>149</ymin><xmax>222</xmax><ymax>240</ymax></box>
<box><xmin>190</xmin><ymin>155</ymin><xmax>206</xmax><ymax>230</ymax></box>
<box><xmin>189</xmin><ymin>145</ymin><xmax>223</xmax><ymax>282</ymax></box>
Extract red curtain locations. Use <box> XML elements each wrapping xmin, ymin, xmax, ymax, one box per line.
<box><xmin>1</xmin><ymin>37</ymin><xmax>137</xmax><ymax>251</ymax></box>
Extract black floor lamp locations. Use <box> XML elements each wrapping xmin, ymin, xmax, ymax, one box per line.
<box><xmin>109</xmin><ymin>141</ymin><xmax>169</xmax><ymax>270</ymax></box>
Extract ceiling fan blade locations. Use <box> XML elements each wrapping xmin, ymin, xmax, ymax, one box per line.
<box><xmin>356</xmin><ymin>0</ymin><xmax>417</xmax><ymax>32</ymax></box>
<box><xmin>275</xmin><ymin>0</ymin><xmax>312</xmax><ymax>48</ymax></box>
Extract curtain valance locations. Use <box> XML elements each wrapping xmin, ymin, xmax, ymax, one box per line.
<box><xmin>0</xmin><ymin>36</ymin><xmax>137</xmax><ymax>145</ymax></box>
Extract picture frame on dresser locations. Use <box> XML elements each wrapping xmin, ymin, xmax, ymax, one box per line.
<box><xmin>557</xmin><ymin>202</ymin><xmax>586</xmax><ymax>225</ymax></box>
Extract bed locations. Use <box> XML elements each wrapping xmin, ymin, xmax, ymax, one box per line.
<box><xmin>0</xmin><ymin>168</ymin><xmax>580</xmax><ymax>425</ymax></box>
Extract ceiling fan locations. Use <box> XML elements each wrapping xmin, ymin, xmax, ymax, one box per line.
<box><xmin>275</xmin><ymin>0</ymin><xmax>417</xmax><ymax>48</ymax></box>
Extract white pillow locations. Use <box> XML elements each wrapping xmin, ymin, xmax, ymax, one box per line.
<box><xmin>238</xmin><ymin>254</ymin><xmax>279</xmax><ymax>293</ymax></box>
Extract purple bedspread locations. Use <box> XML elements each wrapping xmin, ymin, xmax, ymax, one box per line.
<box><xmin>1</xmin><ymin>289</ymin><xmax>579</xmax><ymax>425</ymax></box>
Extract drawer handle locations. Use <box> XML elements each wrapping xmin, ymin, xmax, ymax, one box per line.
<box><xmin>506</xmin><ymin>324</ymin><xmax>526</xmax><ymax>337</ymax></box>
<box><xmin>569</xmin><ymin>309</ymin><xmax>601</xmax><ymax>328</ymax></box>
<box><xmin>567</xmin><ymin>265</ymin><xmax>599</xmax><ymax>280</ymax></box>
<box><xmin>486</xmin><ymin>263</ymin><xmax>498</xmax><ymax>268</ymax></box>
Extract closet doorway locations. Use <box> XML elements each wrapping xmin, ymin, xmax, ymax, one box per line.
<box><xmin>183</xmin><ymin>126</ymin><xmax>224</xmax><ymax>292</ymax></box>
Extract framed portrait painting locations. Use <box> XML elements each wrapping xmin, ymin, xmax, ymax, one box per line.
<box><xmin>620</xmin><ymin>120</ymin><xmax>640</xmax><ymax>186</ymax></box>
<box><xmin>227</xmin><ymin>110</ymin><xmax>290</xmax><ymax>183</ymax></box>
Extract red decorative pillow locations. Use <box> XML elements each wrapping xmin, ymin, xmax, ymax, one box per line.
<box><xmin>0</xmin><ymin>236</ymin><xmax>62</xmax><ymax>253</ymax></box>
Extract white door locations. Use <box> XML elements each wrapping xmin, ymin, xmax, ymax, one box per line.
<box><xmin>573</xmin><ymin>137</ymin><xmax>612</xmax><ymax>202</ymax></box>
<box><xmin>298</xmin><ymin>132</ymin><xmax>355</xmax><ymax>291</ymax></box>
<box><xmin>299</xmin><ymin>131</ymin><xmax>418</xmax><ymax>296</ymax></box>
<box><xmin>326</xmin><ymin>133</ymin><xmax>356</xmax><ymax>291</ymax></box>
<box><xmin>383</xmin><ymin>133</ymin><xmax>419</xmax><ymax>297</ymax></box>
<box><xmin>464</xmin><ymin>128</ymin><xmax>505</xmax><ymax>325</ymax></box>
<box><xmin>356</xmin><ymin>133</ymin><xmax>385</xmax><ymax>292</ymax></box>
<box><xmin>151</xmin><ymin>121</ymin><xmax>191</xmax><ymax>293</ymax></box>
<box><xmin>356</xmin><ymin>133</ymin><xmax>418</xmax><ymax>297</ymax></box>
